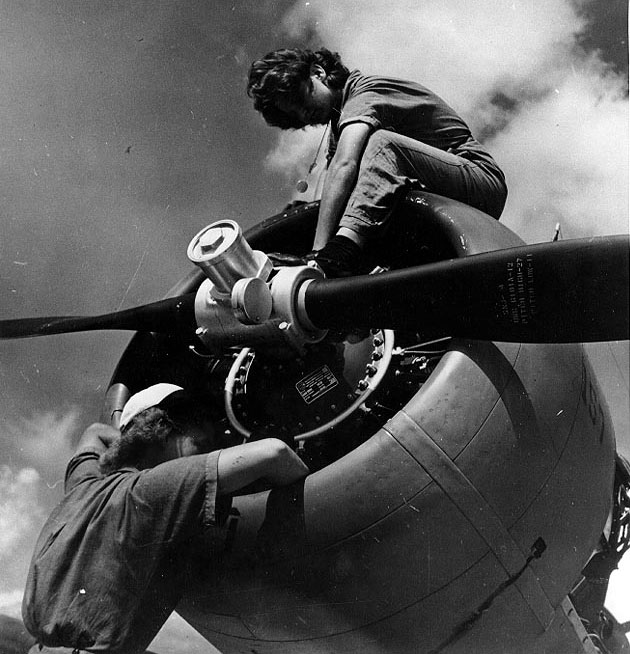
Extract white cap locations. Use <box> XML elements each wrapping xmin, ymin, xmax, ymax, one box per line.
<box><xmin>119</xmin><ymin>383</ymin><xmax>184</xmax><ymax>429</ymax></box>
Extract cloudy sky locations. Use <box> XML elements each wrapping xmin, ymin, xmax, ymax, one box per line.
<box><xmin>0</xmin><ymin>1</ymin><xmax>628</xmax><ymax>651</ymax></box>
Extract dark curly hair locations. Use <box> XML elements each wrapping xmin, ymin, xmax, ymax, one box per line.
<box><xmin>99</xmin><ymin>400</ymin><xmax>218</xmax><ymax>474</ymax></box>
<box><xmin>247</xmin><ymin>47</ymin><xmax>350</xmax><ymax>129</ymax></box>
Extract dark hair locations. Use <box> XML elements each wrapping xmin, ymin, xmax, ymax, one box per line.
<box><xmin>99</xmin><ymin>399</ymin><xmax>217</xmax><ymax>474</ymax></box>
<box><xmin>247</xmin><ymin>47</ymin><xmax>349</xmax><ymax>129</ymax></box>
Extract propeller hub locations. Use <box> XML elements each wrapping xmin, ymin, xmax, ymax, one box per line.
<box><xmin>187</xmin><ymin>220</ymin><xmax>327</xmax><ymax>352</ymax></box>
<box><xmin>187</xmin><ymin>220</ymin><xmax>272</xmax><ymax>299</ymax></box>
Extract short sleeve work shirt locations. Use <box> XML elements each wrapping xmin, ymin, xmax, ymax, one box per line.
<box><xmin>328</xmin><ymin>70</ymin><xmax>502</xmax><ymax>171</ymax></box>
<box><xmin>22</xmin><ymin>448</ymin><xmax>229</xmax><ymax>653</ymax></box>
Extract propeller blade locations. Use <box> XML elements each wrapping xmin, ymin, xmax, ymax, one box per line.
<box><xmin>0</xmin><ymin>294</ymin><xmax>197</xmax><ymax>339</ymax></box>
<box><xmin>303</xmin><ymin>235</ymin><xmax>629</xmax><ymax>343</ymax></box>
<box><xmin>3</xmin><ymin>237</ymin><xmax>627</xmax><ymax>344</ymax></box>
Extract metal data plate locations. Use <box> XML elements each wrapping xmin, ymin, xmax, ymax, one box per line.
<box><xmin>227</xmin><ymin>330</ymin><xmax>392</xmax><ymax>441</ymax></box>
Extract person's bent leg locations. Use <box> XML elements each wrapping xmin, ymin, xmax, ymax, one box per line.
<box><xmin>338</xmin><ymin>130</ymin><xmax>474</xmax><ymax>244</ymax></box>
<box><xmin>316</xmin><ymin>130</ymin><xmax>506</xmax><ymax>276</ymax></box>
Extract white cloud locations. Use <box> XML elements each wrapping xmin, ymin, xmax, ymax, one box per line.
<box><xmin>0</xmin><ymin>466</ymin><xmax>44</xmax><ymax>558</ymax></box>
<box><xmin>0</xmin><ymin>409</ymin><xmax>79</xmax><ymax>603</ymax></box>
<box><xmin>264</xmin><ymin>125</ymin><xmax>328</xmax><ymax>183</ymax></box>
<box><xmin>494</xmin><ymin>55</ymin><xmax>629</xmax><ymax>241</ymax></box>
<box><xmin>1</xmin><ymin>408</ymin><xmax>81</xmax><ymax>481</ymax></box>
<box><xmin>0</xmin><ymin>589</ymin><xmax>26</xmax><ymax>619</ymax></box>
<box><xmin>0</xmin><ymin>465</ymin><xmax>47</xmax><ymax>604</ymax></box>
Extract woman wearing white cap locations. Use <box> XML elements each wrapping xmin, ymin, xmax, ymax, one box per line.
<box><xmin>22</xmin><ymin>383</ymin><xmax>309</xmax><ymax>654</ymax></box>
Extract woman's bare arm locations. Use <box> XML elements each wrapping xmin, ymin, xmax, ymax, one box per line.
<box><xmin>312</xmin><ymin>122</ymin><xmax>371</xmax><ymax>250</ymax></box>
<box><xmin>216</xmin><ymin>438</ymin><xmax>309</xmax><ymax>495</ymax></box>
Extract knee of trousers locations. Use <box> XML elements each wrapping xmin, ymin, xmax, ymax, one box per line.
<box><xmin>358</xmin><ymin>130</ymin><xmax>406</xmax><ymax>181</ymax></box>
<box><xmin>363</xmin><ymin>129</ymin><xmax>397</xmax><ymax>160</ymax></box>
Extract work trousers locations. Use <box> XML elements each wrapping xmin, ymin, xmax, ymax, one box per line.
<box><xmin>339</xmin><ymin>130</ymin><xmax>508</xmax><ymax>241</ymax></box>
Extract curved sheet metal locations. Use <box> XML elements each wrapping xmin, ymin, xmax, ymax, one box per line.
<box><xmin>107</xmin><ymin>192</ymin><xmax>616</xmax><ymax>653</ymax></box>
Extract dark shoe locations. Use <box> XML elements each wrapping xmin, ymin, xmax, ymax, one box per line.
<box><xmin>313</xmin><ymin>235</ymin><xmax>364</xmax><ymax>278</ymax></box>
<box><xmin>267</xmin><ymin>252</ymin><xmax>308</xmax><ymax>267</ymax></box>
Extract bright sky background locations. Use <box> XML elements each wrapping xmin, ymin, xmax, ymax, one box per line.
<box><xmin>0</xmin><ymin>1</ymin><xmax>628</xmax><ymax>651</ymax></box>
